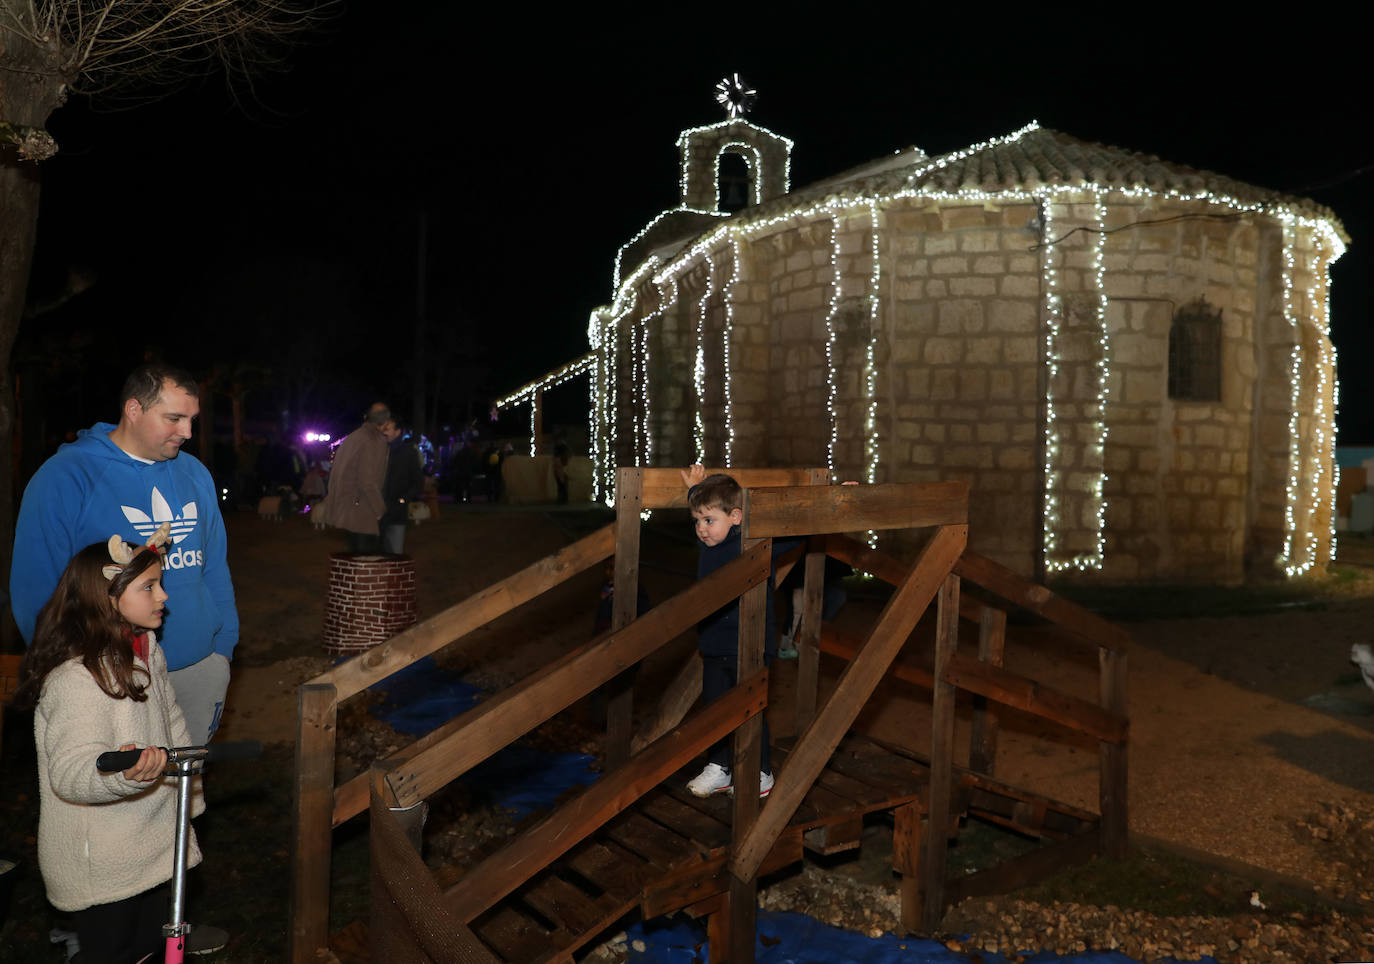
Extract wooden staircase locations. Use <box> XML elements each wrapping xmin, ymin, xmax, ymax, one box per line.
<box><xmin>292</xmin><ymin>468</ymin><xmax>1129</xmax><ymax>964</ymax></box>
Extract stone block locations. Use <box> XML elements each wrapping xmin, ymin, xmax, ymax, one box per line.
<box><xmin>967</xmin><ymin>337</ymin><xmax>1003</xmax><ymax>364</ymax></box>
<box><xmin>924</xmin><ymin>337</ymin><xmax>964</xmax><ymax>364</ymax></box>
<box><xmin>931</xmin><ymin>368</ymin><xmax>959</xmax><ymax>400</ymax></box>
<box><xmin>924</xmin><ymin>235</ymin><xmax>958</xmax><ymax>254</ymax></box>
<box><xmin>989</xmin><ymin>368</ymin><xmax>1016</xmax><ymax>400</ymax></box>
<box><xmin>988</xmin><ymin>298</ymin><xmax>1036</xmax><ymax>331</ymax></box>
<box><xmin>950</xmin><ymin>276</ymin><xmax>998</xmax><ymax>297</ymax></box>
<box><xmin>960</xmin><ymin>368</ymin><xmax>989</xmax><ymax>399</ymax></box>
<box><xmin>931</xmin><ymin>256</ymin><xmax>969</xmax><ymax>275</ymax></box>
<box><xmin>959</xmin><ymin>231</ymin><xmax>1001</xmax><ymax>253</ymax></box>
<box><xmin>940</xmin><ymin>206</ymin><xmax>986</xmax><ymax>231</ymax></box>
<box><xmin>974</xmin><ymin>255</ymin><xmax>1007</xmax><ymax>274</ymax></box>
<box><xmin>999</xmin><ymin>275</ymin><xmax>1038</xmax><ymax>298</ymax></box>
<box><xmin>926</xmin><ymin>280</ymin><xmax>949</xmax><ymax>298</ymax></box>
<box><xmin>998</xmin><ymin>447</ymin><xmax>1034</xmax><ymax>470</ymax></box>
<box><xmin>939</xmin><ymin>299</ymin><xmax>985</xmax><ymax>331</ymax></box>
<box><xmin>895</xmin><ymin>255</ymin><xmax>929</xmax><ymax>276</ymax></box>
<box><xmin>947</xmin><ymin>422</ymin><xmax>972</xmax><ymax>442</ymax></box>
<box><xmin>948</xmin><ymin>445</ymin><xmax>994</xmax><ymax>468</ymax></box>
<box><xmin>1003</xmin><ymin>335</ymin><xmax>1038</xmax><ymax>363</ymax></box>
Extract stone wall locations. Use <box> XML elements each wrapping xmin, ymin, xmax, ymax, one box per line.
<box><xmin>603</xmin><ymin>194</ymin><xmax>1336</xmax><ymax>583</ymax></box>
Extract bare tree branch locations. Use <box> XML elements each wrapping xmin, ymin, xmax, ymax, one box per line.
<box><xmin>3</xmin><ymin>0</ymin><xmax>335</xmax><ymax>105</ymax></box>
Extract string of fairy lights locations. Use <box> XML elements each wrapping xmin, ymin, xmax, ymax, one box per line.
<box><xmin>500</xmin><ymin>115</ymin><xmax>1344</xmax><ymax>577</ymax></box>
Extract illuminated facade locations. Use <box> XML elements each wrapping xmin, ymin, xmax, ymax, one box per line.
<box><xmin>509</xmin><ymin>118</ymin><xmax>1347</xmax><ymax>584</ymax></box>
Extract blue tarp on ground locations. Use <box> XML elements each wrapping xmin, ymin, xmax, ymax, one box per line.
<box><xmin>622</xmin><ymin>913</ymin><xmax>1219</xmax><ymax>964</ymax></box>
<box><xmin>367</xmin><ymin>658</ymin><xmax>1218</xmax><ymax>964</ymax></box>
<box><xmin>370</xmin><ymin>656</ymin><xmax>598</xmax><ymax>819</ymax></box>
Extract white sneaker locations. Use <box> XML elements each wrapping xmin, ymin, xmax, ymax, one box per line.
<box><xmin>759</xmin><ymin>770</ymin><xmax>775</xmax><ymax>797</ymax></box>
<box><xmin>687</xmin><ymin>763</ymin><xmax>732</xmax><ymax>797</ymax></box>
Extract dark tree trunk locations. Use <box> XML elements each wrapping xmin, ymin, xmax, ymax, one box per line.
<box><xmin>1</xmin><ymin>21</ymin><xmax>67</xmax><ymax>617</ymax></box>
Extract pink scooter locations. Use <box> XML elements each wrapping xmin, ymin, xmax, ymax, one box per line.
<box><xmin>97</xmin><ymin>741</ymin><xmax>260</xmax><ymax>963</ymax></box>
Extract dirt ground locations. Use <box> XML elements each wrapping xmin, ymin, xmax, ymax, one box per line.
<box><xmin>7</xmin><ymin>502</ymin><xmax>1374</xmax><ymax>961</ymax></box>
<box><xmin>216</xmin><ymin>504</ymin><xmax>1374</xmax><ymax>891</ymax></box>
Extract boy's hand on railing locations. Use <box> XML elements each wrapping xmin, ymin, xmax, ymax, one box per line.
<box><xmin>681</xmin><ymin>465</ymin><xmax>706</xmax><ymax>489</ymax></box>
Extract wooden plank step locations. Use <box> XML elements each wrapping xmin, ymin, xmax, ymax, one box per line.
<box><xmin>639</xmin><ymin>789</ymin><xmax>731</xmax><ymax>853</ymax></box>
<box><xmin>473</xmin><ymin>905</ymin><xmax>556</xmax><ymax>963</ymax></box>
<box><xmin>603</xmin><ymin>811</ymin><xmax>698</xmax><ymax>871</ymax></box>
<box><xmin>564</xmin><ymin>839</ymin><xmax>654</xmax><ymax>902</ymax></box>
<box><xmin>518</xmin><ymin>874</ymin><xmax>632</xmax><ymax>964</ymax></box>
<box><xmin>523</xmin><ymin>874</ymin><xmax>615</xmax><ymax>940</ymax></box>
<box><xmin>640</xmin><ymin>829</ymin><xmax>804</xmax><ymax>919</ymax></box>
<box><xmin>768</xmin><ymin>746</ymin><xmax>870</xmax><ymax>826</ymax></box>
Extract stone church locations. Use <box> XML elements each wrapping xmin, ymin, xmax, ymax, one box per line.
<box><xmin>502</xmin><ymin>107</ymin><xmax>1347</xmax><ymax>585</ymax></box>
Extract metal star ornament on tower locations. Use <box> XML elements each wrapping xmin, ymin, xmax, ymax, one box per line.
<box><xmin>715</xmin><ymin>74</ymin><xmax>757</xmax><ymax>119</ymax></box>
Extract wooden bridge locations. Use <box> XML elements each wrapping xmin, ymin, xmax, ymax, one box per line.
<box><xmin>290</xmin><ymin>468</ymin><xmax>1129</xmax><ymax>963</ymax></box>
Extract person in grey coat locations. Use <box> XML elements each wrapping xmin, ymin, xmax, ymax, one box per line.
<box><xmin>319</xmin><ymin>404</ymin><xmax>392</xmax><ymax>553</ymax></box>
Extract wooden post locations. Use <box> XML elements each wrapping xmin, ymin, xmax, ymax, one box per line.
<box><xmin>794</xmin><ymin>539</ymin><xmax>825</xmax><ymax>733</ymax></box>
<box><xmin>607</xmin><ymin>467</ymin><xmax>643</xmax><ymax>768</ymax></box>
<box><xmin>793</xmin><ymin>468</ymin><xmax>831</xmax><ymax>733</ymax></box>
<box><xmin>968</xmin><ymin>605</ymin><xmax>1006</xmax><ymax>776</ymax></box>
<box><xmin>724</xmin><ymin>487</ymin><xmax>768</xmax><ymax>964</ymax></box>
<box><xmin>893</xmin><ymin>801</ymin><xmax>924</xmax><ymax>933</ymax></box>
<box><xmin>921</xmin><ymin>571</ymin><xmax>960</xmax><ymax>931</ymax></box>
<box><xmin>290</xmin><ymin>682</ymin><xmax>338</xmax><ymax>964</ymax></box>
<box><xmin>1099</xmin><ymin>646</ymin><xmax>1129</xmax><ymax>859</ymax></box>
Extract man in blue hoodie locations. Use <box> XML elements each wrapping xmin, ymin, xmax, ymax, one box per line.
<box><xmin>10</xmin><ymin>363</ymin><xmax>239</xmax><ymax>747</ymax></box>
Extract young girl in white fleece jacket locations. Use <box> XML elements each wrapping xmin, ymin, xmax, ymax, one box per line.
<box><xmin>13</xmin><ymin>526</ymin><xmax>202</xmax><ymax>964</ymax></box>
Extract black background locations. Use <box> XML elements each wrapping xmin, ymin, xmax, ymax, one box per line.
<box><xmin>22</xmin><ymin>11</ymin><xmax>1373</xmax><ymax>456</ymax></box>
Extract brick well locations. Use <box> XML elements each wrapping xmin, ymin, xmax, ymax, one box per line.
<box><xmin>321</xmin><ymin>553</ymin><xmax>418</xmax><ymax>657</ymax></box>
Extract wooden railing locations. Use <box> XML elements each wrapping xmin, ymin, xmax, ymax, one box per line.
<box><xmin>290</xmin><ymin>525</ymin><xmax>619</xmax><ymax>962</ymax></box>
<box><xmin>295</xmin><ymin>467</ymin><xmax>1127</xmax><ymax>963</ymax></box>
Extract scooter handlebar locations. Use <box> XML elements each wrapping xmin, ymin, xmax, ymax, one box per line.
<box><xmin>96</xmin><ymin>740</ymin><xmax>263</xmax><ymax>773</ymax></box>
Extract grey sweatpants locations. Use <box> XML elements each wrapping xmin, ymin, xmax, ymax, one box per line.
<box><xmin>168</xmin><ymin>653</ymin><xmax>232</xmax><ymax>746</ymax></box>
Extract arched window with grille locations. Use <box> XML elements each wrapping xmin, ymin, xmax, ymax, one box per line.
<box><xmin>1168</xmin><ymin>297</ymin><xmax>1222</xmax><ymax>402</ymax></box>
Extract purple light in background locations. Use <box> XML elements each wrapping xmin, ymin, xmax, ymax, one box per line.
<box><xmin>303</xmin><ymin>431</ymin><xmax>331</xmax><ymax>443</ymax></box>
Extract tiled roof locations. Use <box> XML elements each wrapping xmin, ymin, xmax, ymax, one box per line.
<box><xmin>767</xmin><ymin>125</ymin><xmax>1347</xmax><ymax>238</ymax></box>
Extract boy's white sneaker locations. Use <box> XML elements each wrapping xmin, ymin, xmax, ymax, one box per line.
<box><xmin>687</xmin><ymin>763</ymin><xmax>732</xmax><ymax>797</ymax></box>
<box><xmin>759</xmin><ymin>769</ymin><xmax>775</xmax><ymax>797</ymax></box>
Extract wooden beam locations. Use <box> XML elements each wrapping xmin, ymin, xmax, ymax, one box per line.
<box><xmin>893</xmin><ymin>800</ymin><xmax>923</xmax><ymax>934</ymax></box>
<box><xmin>969</xmin><ymin>606</ymin><xmax>1007</xmax><ymax>776</ymax></box>
<box><xmin>818</xmin><ymin>625</ymin><xmax>934</xmax><ymax>691</ymax></box>
<box><xmin>317</xmin><ymin>523</ymin><xmax>615</xmax><ymax>702</ymax></box>
<box><xmin>631</xmin><ymin>652</ymin><xmax>702</xmax><ymax>754</ymax></box>
<box><xmin>441</xmin><ymin>671</ymin><xmax>768</xmax><ymax>923</ymax></box>
<box><xmin>290</xmin><ymin>683</ymin><xmax>338</xmax><ymax>964</ymax></box>
<box><xmin>1099</xmin><ymin>647</ymin><xmax>1129</xmax><ymax>859</ymax></box>
<box><xmin>951</xmin><ymin>550</ymin><xmax>1129</xmax><ymax>653</ymax></box>
<box><xmin>944</xmin><ymin>830</ymin><xmax>1101</xmax><ymax>907</ymax></box>
<box><xmin>794</xmin><ymin>543</ymin><xmax>827</xmax><ymax>732</ymax></box>
<box><xmin>638</xmin><ymin>467</ymin><xmax>827</xmax><ymax>510</ymax></box>
<box><xmin>747</xmin><ymin>481</ymin><xmax>968</xmax><ymax>539</ymax></box>
<box><xmin>641</xmin><ymin>832</ymin><xmax>802</xmax><ymax>919</ymax></box>
<box><xmin>823</xmin><ymin>533</ymin><xmax>1002</xmax><ymax>627</ymax></box>
<box><xmin>383</xmin><ymin>543</ymin><xmax>772</xmax><ymax>809</ymax></box>
<box><xmin>728</xmin><ymin>524</ymin><xmax>967</xmax><ymax>882</ymax></box>
<box><xmin>608</xmin><ymin>468</ymin><xmax>645</xmax><ymax>769</ymax></box>
<box><xmin>942</xmin><ymin>651</ymin><xmax>1127</xmax><ymax>745</ymax></box>
<box><xmin>920</xmin><ymin>573</ymin><xmax>960</xmax><ymax>931</ymax></box>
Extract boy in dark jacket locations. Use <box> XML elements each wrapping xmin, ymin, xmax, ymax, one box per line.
<box><xmin>681</xmin><ymin>466</ymin><xmax>779</xmax><ymax>798</ymax></box>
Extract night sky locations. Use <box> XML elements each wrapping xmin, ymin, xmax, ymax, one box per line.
<box><xmin>21</xmin><ymin>12</ymin><xmax>1374</xmax><ymax>455</ymax></box>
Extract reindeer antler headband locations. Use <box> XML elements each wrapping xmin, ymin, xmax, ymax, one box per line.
<box><xmin>102</xmin><ymin>522</ymin><xmax>172</xmax><ymax>582</ymax></box>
